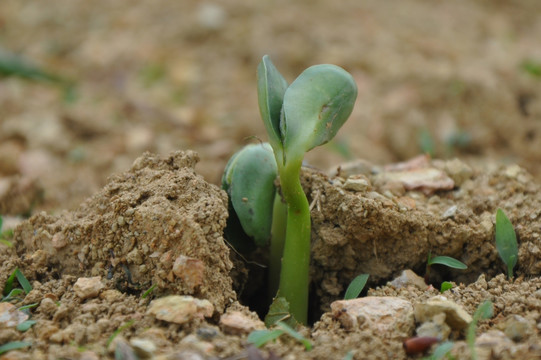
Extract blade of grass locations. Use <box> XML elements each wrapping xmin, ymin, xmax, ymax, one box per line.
<box><xmin>247</xmin><ymin>329</ymin><xmax>284</xmax><ymax>348</ymax></box>
<box><xmin>16</xmin><ymin>320</ymin><xmax>37</xmax><ymax>332</ymax></box>
<box><xmin>276</xmin><ymin>321</ymin><xmax>312</xmax><ymax>351</ymax></box>
<box><xmin>15</xmin><ymin>269</ymin><xmax>32</xmax><ymax>294</ymax></box>
<box><xmin>344</xmin><ymin>274</ymin><xmax>369</xmax><ymax>300</ymax></box>
<box><xmin>0</xmin><ymin>341</ymin><xmax>32</xmax><ymax>355</ymax></box>
<box><xmin>106</xmin><ymin>320</ymin><xmax>135</xmax><ymax>347</ymax></box>
<box><xmin>3</xmin><ymin>268</ymin><xmax>18</xmax><ymax>296</ymax></box>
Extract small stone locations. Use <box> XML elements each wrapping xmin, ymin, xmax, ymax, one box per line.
<box><xmin>130</xmin><ymin>338</ymin><xmax>157</xmax><ymax>359</ymax></box>
<box><xmin>219</xmin><ymin>311</ymin><xmax>265</xmax><ymax>335</ymax></box>
<box><xmin>475</xmin><ymin>330</ymin><xmax>514</xmax><ymax>359</ymax></box>
<box><xmin>147</xmin><ymin>295</ymin><xmax>213</xmax><ymax>325</ymax></box>
<box><xmin>73</xmin><ymin>276</ymin><xmax>105</xmax><ymax>300</ymax></box>
<box><xmin>441</xmin><ymin>205</ymin><xmax>458</xmax><ymax>219</ymax></box>
<box><xmin>390</xmin><ymin>269</ymin><xmax>428</xmax><ymax>290</ymax></box>
<box><xmin>51</xmin><ymin>233</ymin><xmax>67</xmax><ymax>249</ymax></box>
<box><xmin>99</xmin><ymin>289</ymin><xmax>124</xmax><ymax>303</ymax></box>
<box><xmin>343</xmin><ymin>177</ymin><xmax>370</xmax><ymax>192</ymax></box>
<box><xmin>0</xmin><ymin>302</ymin><xmax>29</xmax><ymax>327</ymax></box>
<box><xmin>80</xmin><ymin>351</ymin><xmax>101</xmax><ymax>360</ymax></box>
<box><xmin>504</xmin><ymin>164</ymin><xmax>522</xmax><ymax>179</ymax></box>
<box><xmin>444</xmin><ymin>158</ymin><xmax>473</xmax><ymax>186</ymax></box>
<box><xmin>414</xmin><ymin>295</ymin><xmax>472</xmax><ymax>330</ymax></box>
<box><xmin>501</xmin><ymin>315</ymin><xmax>533</xmax><ymax>342</ymax></box>
<box><xmin>331</xmin><ymin>296</ymin><xmax>414</xmax><ymax>337</ymax></box>
<box><xmin>416</xmin><ymin>313</ymin><xmax>451</xmax><ymax>340</ymax></box>
<box><xmin>37</xmin><ymin>297</ymin><xmax>58</xmax><ymax>318</ymax></box>
<box><xmin>197</xmin><ymin>3</ymin><xmax>227</xmax><ymax>30</ymax></box>
<box><xmin>173</xmin><ymin>255</ymin><xmax>205</xmax><ymax>290</ymax></box>
<box><xmin>180</xmin><ymin>334</ymin><xmax>215</xmax><ymax>354</ymax></box>
<box><xmin>374</xmin><ymin>168</ymin><xmax>454</xmax><ymax>195</ymax></box>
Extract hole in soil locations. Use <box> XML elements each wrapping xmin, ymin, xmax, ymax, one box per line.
<box><xmin>136</xmin><ymin>191</ymin><xmax>151</xmax><ymax>205</ymax></box>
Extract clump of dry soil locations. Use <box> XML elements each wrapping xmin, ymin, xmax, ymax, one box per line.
<box><xmin>1</xmin><ymin>150</ymin><xmax>541</xmax><ymax>360</ymax></box>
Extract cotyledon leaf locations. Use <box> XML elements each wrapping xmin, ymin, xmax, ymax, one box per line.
<box><xmin>257</xmin><ymin>55</ymin><xmax>288</xmax><ymax>150</ymax></box>
<box><xmin>281</xmin><ymin>64</ymin><xmax>357</xmax><ymax>162</ymax></box>
<box><xmin>223</xmin><ymin>143</ymin><xmax>277</xmax><ymax>247</ymax></box>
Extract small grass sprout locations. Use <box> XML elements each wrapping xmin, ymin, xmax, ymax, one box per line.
<box><xmin>344</xmin><ymin>273</ymin><xmax>369</xmax><ymax>300</ymax></box>
<box><xmin>424</xmin><ymin>341</ymin><xmax>455</xmax><ymax>360</ymax></box>
<box><xmin>247</xmin><ymin>321</ymin><xmax>312</xmax><ymax>351</ymax></box>
<box><xmin>495</xmin><ymin>208</ymin><xmax>519</xmax><ymax>280</ymax></box>
<box><xmin>0</xmin><ymin>215</ymin><xmax>14</xmax><ymax>247</ymax></box>
<box><xmin>467</xmin><ymin>300</ymin><xmax>493</xmax><ymax>360</ymax></box>
<box><xmin>224</xmin><ymin>55</ymin><xmax>357</xmax><ymax>324</ymax></box>
<box><xmin>2</xmin><ymin>268</ymin><xmax>32</xmax><ymax>302</ymax></box>
<box><xmin>0</xmin><ymin>341</ymin><xmax>32</xmax><ymax>355</ymax></box>
<box><xmin>424</xmin><ymin>252</ymin><xmax>467</xmax><ymax>284</ymax></box>
<box><xmin>440</xmin><ymin>281</ymin><xmax>453</xmax><ymax>293</ymax></box>
<box><xmin>106</xmin><ymin>319</ymin><xmax>135</xmax><ymax>347</ymax></box>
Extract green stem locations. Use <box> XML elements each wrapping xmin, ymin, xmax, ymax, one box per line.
<box><xmin>277</xmin><ymin>158</ymin><xmax>311</xmax><ymax>324</ymax></box>
<box><xmin>269</xmin><ymin>190</ymin><xmax>287</xmax><ymax>299</ymax></box>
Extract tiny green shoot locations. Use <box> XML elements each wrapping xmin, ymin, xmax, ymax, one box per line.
<box><xmin>520</xmin><ymin>59</ymin><xmax>541</xmax><ymax>79</ymax></box>
<box><xmin>0</xmin><ymin>341</ymin><xmax>32</xmax><ymax>355</ymax></box>
<box><xmin>141</xmin><ymin>284</ymin><xmax>157</xmax><ymax>299</ymax></box>
<box><xmin>2</xmin><ymin>268</ymin><xmax>32</xmax><ymax>302</ymax></box>
<box><xmin>344</xmin><ymin>273</ymin><xmax>369</xmax><ymax>300</ymax></box>
<box><xmin>106</xmin><ymin>320</ymin><xmax>135</xmax><ymax>347</ymax></box>
<box><xmin>495</xmin><ymin>209</ymin><xmax>519</xmax><ymax>280</ymax></box>
<box><xmin>424</xmin><ymin>253</ymin><xmax>467</xmax><ymax>284</ymax></box>
<box><xmin>16</xmin><ymin>320</ymin><xmax>37</xmax><ymax>332</ymax></box>
<box><xmin>424</xmin><ymin>341</ymin><xmax>455</xmax><ymax>360</ymax></box>
<box><xmin>440</xmin><ymin>281</ymin><xmax>453</xmax><ymax>293</ymax></box>
<box><xmin>0</xmin><ymin>215</ymin><xmax>13</xmax><ymax>247</ymax></box>
<box><xmin>342</xmin><ymin>351</ymin><xmax>355</xmax><ymax>360</ymax></box>
<box><xmin>247</xmin><ymin>329</ymin><xmax>284</xmax><ymax>348</ymax></box>
<box><xmin>18</xmin><ymin>303</ymin><xmax>39</xmax><ymax>312</ymax></box>
<box><xmin>247</xmin><ymin>321</ymin><xmax>312</xmax><ymax>351</ymax></box>
<box><xmin>467</xmin><ymin>300</ymin><xmax>493</xmax><ymax>360</ymax></box>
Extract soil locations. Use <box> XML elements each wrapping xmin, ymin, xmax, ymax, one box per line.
<box><xmin>1</xmin><ymin>0</ymin><xmax>541</xmax><ymax>359</ymax></box>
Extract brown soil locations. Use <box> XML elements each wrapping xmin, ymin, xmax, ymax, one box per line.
<box><xmin>1</xmin><ymin>0</ymin><xmax>541</xmax><ymax>359</ymax></box>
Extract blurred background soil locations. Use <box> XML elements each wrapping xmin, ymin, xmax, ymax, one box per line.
<box><xmin>0</xmin><ymin>0</ymin><xmax>540</xmax><ymax>216</ymax></box>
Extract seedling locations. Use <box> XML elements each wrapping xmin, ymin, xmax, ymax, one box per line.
<box><xmin>106</xmin><ymin>320</ymin><xmax>135</xmax><ymax>347</ymax></box>
<box><xmin>424</xmin><ymin>252</ymin><xmax>467</xmax><ymax>284</ymax></box>
<box><xmin>2</xmin><ymin>268</ymin><xmax>32</xmax><ymax>302</ymax></box>
<box><xmin>424</xmin><ymin>341</ymin><xmax>455</xmax><ymax>360</ymax></box>
<box><xmin>0</xmin><ymin>341</ymin><xmax>32</xmax><ymax>355</ymax></box>
<box><xmin>494</xmin><ymin>209</ymin><xmax>519</xmax><ymax>279</ymax></box>
<box><xmin>224</xmin><ymin>55</ymin><xmax>357</xmax><ymax>324</ymax></box>
<box><xmin>16</xmin><ymin>320</ymin><xmax>37</xmax><ymax>332</ymax></box>
<box><xmin>247</xmin><ymin>321</ymin><xmax>312</xmax><ymax>351</ymax></box>
<box><xmin>440</xmin><ymin>281</ymin><xmax>453</xmax><ymax>293</ymax></box>
<box><xmin>0</xmin><ymin>215</ymin><xmax>14</xmax><ymax>247</ymax></box>
<box><xmin>344</xmin><ymin>273</ymin><xmax>369</xmax><ymax>300</ymax></box>
<box><xmin>467</xmin><ymin>300</ymin><xmax>493</xmax><ymax>360</ymax></box>
<box><xmin>141</xmin><ymin>284</ymin><xmax>157</xmax><ymax>299</ymax></box>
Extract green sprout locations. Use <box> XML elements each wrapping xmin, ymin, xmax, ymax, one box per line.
<box><xmin>2</xmin><ymin>268</ymin><xmax>32</xmax><ymax>302</ymax></box>
<box><xmin>440</xmin><ymin>281</ymin><xmax>453</xmax><ymax>293</ymax></box>
<box><xmin>0</xmin><ymin>215</ymin><xmax>14</xmax><ymax>247</ymax></box>
<box><xmin>494</xmin><ymin>209</ymin><xmax>519</xmax><ymax>280</ymax></box>
<box><xmin>424</xmin><ymin>341</ymin><xmax>455</xmax><ymax>360</ymax></box>
<box><xmin>424</xmin><ymin>252</ymin><xmax>467</xmax><ymax>284</ymax></box>
<box><xmin>223</xmin><ymin>55</ymin><xmax>357</xmax><ymax>324</ymax></box>
<box><xmin>0</xmin><ymin>341</ymin><xmax>32</xmax><ymax>355</ymax></box>
<box><xmin>467</xmin><ymin>300</ymin><xmax>493</xmax><ymax>360</ymax></box>
<box><xmin>247</xmin><ymin>321</ymin><xmax>312</xmax><ymax>351</ymax></box>
<box><xmin>344</xmin><ymin>273</ymin><xmax>369</xmax><ymax>300</ymax></box>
